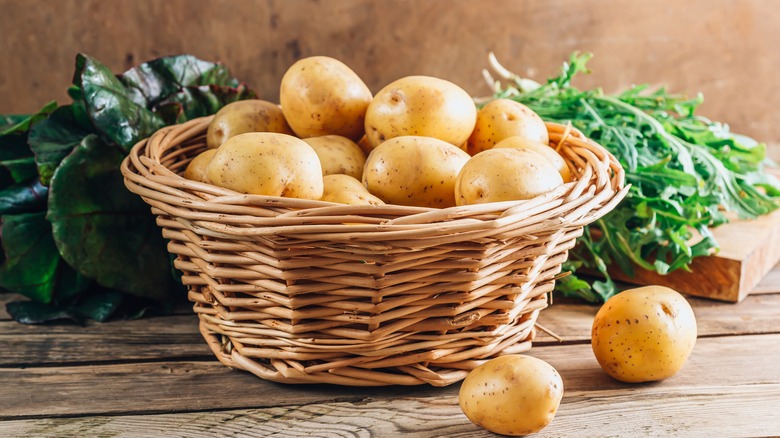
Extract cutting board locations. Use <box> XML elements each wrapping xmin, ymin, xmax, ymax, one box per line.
<box><xmin>608</xmin><ymin>206</ymin><xmax>780</xmax><ymax>302</ymax></box>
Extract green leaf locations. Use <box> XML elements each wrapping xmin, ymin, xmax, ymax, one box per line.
<box><xmin>6</xmin><ymin>300</ymin><xmax>82</xmax><ymax>324</ymax></box>
<box><xmin>47</xmin><ymin>134</ymin><xmax>173</xmax><ymax>303</ymax></box>
<box><xmin>119</xmin><ymin>54</ymin><xmax>241</xmax><ymax>107</ymax></box>
<box><xmin>74</xmin><ymin>53</ymin><xmax>165</xmax><ymax>151</ymax></box>
<box><xmin>0</xmin><ymin>115</ymin><xmax>32</xmax><ymax>132</ymax></box>
<box><xmin>0</xmin><ymin>212</ymin><xmax>60</xmax><ymax>303</ymax></box>
<box><xmin>154</xmin><ymin>84</ymin><xmax>256</xmax><ymax>125</ymax></box>
<box><xmin>28</xmin><ymin>104</ymin><xmax>92</xmax><ymax>185</ymax></box>
<box><xmin>73</xmin><ymin>288</ymin><xmax>124</xmax><ymax>322</ymax></box>
<box><xmin>0</xmin><ymin>178</ymin><xmax>48</xmax><ymax>215</ymax></box>
<box><xmin>0</xmin><ymin>101</ymin><xmax>57</xmax><ymax>136</ymax></box>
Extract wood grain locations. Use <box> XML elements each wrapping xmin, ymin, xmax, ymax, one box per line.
<box><xmin>2</xmin><ymin>333</ymin><xmax>778</xmax><ymax>420</ymax></box>
<box><xmin>2</xmin><ymin>292</ymin><xmax>779</xmax><ymax>367</ymax></box>
<box><xmin>3</xmin><ymin>385</ymin><xmax>778</xmax><ymax>438</ymax></box>
<box><xmin>0</xmin><ymin>315</ymin><xmax>209</xmax><ymax>367</ymax></box>
<box><xmin>0</xmin><ymin>0</ymin><xmax>778</xmax><ymax>147</ymax></box>
<box><xmin>609</xmin><ymin>207</ymin><xmax>780</xmax><ymax>302</ymax></box>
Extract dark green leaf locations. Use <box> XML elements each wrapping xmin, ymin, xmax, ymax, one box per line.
<box><xmin>73</xmin><ymin>288</ymin><xmax>124</xmax><ymax>322</ymax></box>
<box><xmin>48</xmin><ymin>134</ymin><xmax>173</xmax><ymax>303</ymax></box>
<box><xmin>0</xmin><ymin>212</ymin><xmax>60</xmax><ymax>302</ymax></box>
<box><xmin>155</xmin><ymin>84</ymin><xmax>256</xmax><ymax>125</ymax></box>
<box><xmin>0</xmin><ymin>101</ymin><xmax>57</xmax><ymax>136</ymax></box>
<box><xmin>119</xmin><ymin>54</ymin><xmax>241</xmax><ymax>107</ymax></box>
<box><xmin>6</xmin><ymin>300</ymin><xmax>82</xmax><ymax>324</ymax></box>
<box><xmin>74</xmin><ymin>53</ymin><xmax>165</xmax><ymax>151</ymax></box>
<box><xmin>53</xmin><ymin>262</ymin><xmax>93</xmax><ymax>304</ymax></box>
<box><xmin>0</xmin><ymin>178</ymin><xmax>48</xmax><ymax>215</ymax></box>
<box><xmin>28</xmin><ymin>104</ymin><xmax>92</xmax><ymax>185</ymax></box>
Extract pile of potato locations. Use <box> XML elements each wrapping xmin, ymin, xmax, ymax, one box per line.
<box><xmin>184</xmin><ymin>56</ymin><xmax>571</xmax><ymax>207</ymax></box>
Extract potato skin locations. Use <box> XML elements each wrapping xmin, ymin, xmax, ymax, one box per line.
<box><xmin>362</xmin><ymin>136</ymin><xmax>471</xmax><ymax>208</ymax></box>
<box><xmin>206</xmin><ymin>100</ymin><xmax>293</xmax><ymax>149</ymax></box>
<box><xmin>591</xmin><ymin>285</ymin><xmax>697</xmax><ymax>383</ymax></box>
<box><xmin>458</xmin><ymin>355</ymin><xmax>564</xmax><ymax>436</ymax></box>
<box><xmin>466</xmin><ymin>99</ymin><xmax>549</xmax><ymax>156</ymax></box>
<box><xmin>364</xmin><ymin>76</ymin><xmax>477</xmax><ymax>150</ymax></box>
<box><xmin>183</xmin><ymin>149</ymin><xmax>217</xmax><ymax>183</ymax></box>
<box><xmin>455</xmin><ymin>148</ymin><xmax>564</xmax><ymax>205</ymax></box>
<box><xmin>280</xmin><ymin>56</ymin><xmax>372</xmax><ymax>141</ymax></box>
<box><xmin>494</xmin><ymin>136</ymin><xmax>573</xmax><ymax>182</ymax></box>
<box><xmin>302</xmin><ymin>135</ymin><xmax>367</xmax><ymax>179</ymax></box>
<box><xmin>206</xmin><ymin>132</ymin><xmax>323</xmax><ymax>199</ymax></box>
<box><xmin>321</xmin><ymin>174</ymin><xmax>384</xmax><ymax>206</ymax></box>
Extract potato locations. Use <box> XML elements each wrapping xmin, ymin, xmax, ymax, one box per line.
<box><xmin>302</xmin><ymin>135</ymin><xmax>366</xmax><ymax>179</ymax></box>
<box><xmin>206</xmin><ymin>99</ymin><xmax>293</xmax><ymax>149</ymax></box>
<box><xmin>466</xmin><ymin>99</ymin><xmax>549</xmax><ymax>156</ymax></box>
<box><xmin>364</xmin><ymin>76</ymin><xmax>477</xmax><ymax>150</ymax></box>
<box><xmin>183</xmin><ymin>149</ymin><xmax>217</xmax><ymax>183</ymax></box>
<box><xmin>206</xmin><ymin>132</ymin><xmax>323</xmax><ymax>199</ymax></box>
<box><xmin>494</xmin><ymin>136</ymin><xmax>573</xmax><ymax>182</ymax></box>
<box><xmin>591</xmin><ymin>285</ymin><xmax>697</xmax><ymax>383</ymax></box>
<box><xmin>455</xmin><ymin>148</ymin><xmax>564</xmax><ymax>205</ymax></box>
<box><xmin>280</xmin><ymin>56</ymin><xmax>372</xmax><ymax>141</ymax></box>
<box><xmin>362</xmin><ymin>136</ymin><xmax>471</xmax><ymax>208</ymax></box>
<box><xmin>321</xmin><ymin>174</ymin><xmax>384</xmax><ymax>206</ymax></box>
<box><xmin>459</xmin><ymin>355</ymin><xmax>564</xmax><ymax>436</ymax></box>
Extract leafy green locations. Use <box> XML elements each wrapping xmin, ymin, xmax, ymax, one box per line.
<box><xmin>29</xmin><ymin>105</ymin><xmax>92</xmax><ymax>185</ymax></box>
<box><xmin>0</xmin><ymin>178</ymin><xmax>48</xmax><ymax>215</ymax></box>
<box><xmin>489</xmin><ymin>52</ymin><xmax>780</xmax><ymax>301</ymax></box>
<box><xmin>47</xmin><ymin>134</ymin><xmax>173</xmax><ymax>303</ymax></box>
<box><xmin>0</xmin><ymin>212</ymin><xmax>60</xmax><ymax>302</ymax></box>
<box><xmin>1</xmin><ymin>52</ymin><xmax>253</xmax><ymax>324</ymax></box>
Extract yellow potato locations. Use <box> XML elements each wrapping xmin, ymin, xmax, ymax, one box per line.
<box><xmin>362</xmin><ymin>136</ymin><xmax>471</xmax><ymax>208</ymax></box>
<box><xmin>280</xmin><ymin>56</ymin><xmax>372</xmax><ymax>141</ymax></box>
<box><xmin>364</xmin><ymin>75</ymin><xmax>477</xmax><ymax>150</ymax></box>
<box><xmin>206</xmin><ymin>99</ymin><xmax>293</xmax><ymax>149</ymax></box>
<box><xmin>459</xmin><ymin>355</ymin><xmax>564</xmax><ymax>436</ymax></box>
<box><xmin>466</xmin><ymin>99</ymin><xmax>549</xmax><ymax>156</ymax></box>
<box><xmin>591</xmin><ymin>285</ymin><xmax>697</xmax><ymax>383</ymax></box>
<box><xmin>455</xmin><ymin>148</ymin><xmax>564</xmax><ymax>205</ymax></box>
<box><xmin>302</xmin><ymin>135</ymin><xmax>367</xmax><ymax>179</ymax></box>
<box><xmin>182</xmin><ymin>149</ymin><xmax>217</xmax><ymax>183</ymax></box>
<box><xmin>321</xmin><ymin>174</ymin><xmax>384</xmax><ymax>206</ymax></box>
<box><xmin>494</xmin><ymin>136</ymin><xmax>573</xmax><ymax>182</ymax></box>
<box><xmin>206</xmin><ymin>132</ymin><xmax>323</xmax><ymax>199</ymax></box>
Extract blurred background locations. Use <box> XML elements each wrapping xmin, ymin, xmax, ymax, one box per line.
<box><xmin>1</xmin><ymin>0</ymin><xmax>777</xmax><ymax>153</ymax></box>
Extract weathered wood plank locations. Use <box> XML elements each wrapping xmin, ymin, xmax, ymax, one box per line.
<box><xmin>2</xmin><ymin>333</ymin><xmax>778</xmax><ymax>419</ymax></box>
<box><xmin>2</xmin><ymin>384</ymin><xmax>778</xmax><ymax>438</ymax></box>
<box><xmin>0</xmin><ymin>315</ymin><xmax>208</xmax><ymax>367</ymax></box>
<box><xmin>2</xmin><ymin>292</ymin><xmax>778</xmax><ymax>366</ymax></box>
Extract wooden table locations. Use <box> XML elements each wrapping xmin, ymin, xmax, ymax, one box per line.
<box><xmin>2</xmin><ymin>267</ymin><xmax>780</xmax><ymax>437</ymax></box>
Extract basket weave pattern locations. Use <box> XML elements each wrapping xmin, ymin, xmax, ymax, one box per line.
<box><xmin>121</xmin><ymin>116</ymin><xmax>627</xmax><ymax>386</ymax></box>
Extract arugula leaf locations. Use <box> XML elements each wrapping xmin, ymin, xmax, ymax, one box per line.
<box><xmin>491</xmin><ymin>52</ymin><xmax>780</xmax><ymax>301</ymax></box>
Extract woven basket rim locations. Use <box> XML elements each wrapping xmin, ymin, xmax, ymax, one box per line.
<box><xmin>121</xmin><ymin>115</ymin><xmax>628</xmax><ymax>240</ymax></box>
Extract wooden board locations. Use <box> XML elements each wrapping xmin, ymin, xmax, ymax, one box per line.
<box><xmin>609</xmin><ymin>208</ymin><xmax>780</xmax><ymax>302</ymax></box>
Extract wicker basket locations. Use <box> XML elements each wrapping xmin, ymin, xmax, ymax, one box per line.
<box><xmin>121</xmin><ymin>116</ymin><xmax>627</xmax><ymax>386</ymax></box>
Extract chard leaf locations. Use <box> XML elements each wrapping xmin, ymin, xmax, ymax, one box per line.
<box><xmin>0</xmin><ymin>101</ymin><xmax>57</xmax><ymax>136</ymax></box>
<box><xmin>47</xmin><ymin>134</ymin><xmax>173</xmax><ymax>303</ymax></box>
<box><xmin>28</xmin><ymin>105</ymin><xmax>92</xmax><ymax>185</ymax></box>
<box><xmin>0</xmin><ymin>212</ymin><xmax>60</xmax><ymax>303</ymax></box>
<box><xmin>73</xmin><ymin>288</ymin><xmax>124</xmax><ymax>322</ymax></box>
<box><xmin>74</xmin><ymin>54</ymin><xmax>165</xmax><ymax>152</ymax></box>
<box><xmin>0</xmin><ymin>178</ymin><xmax>48</xmax><ymax>215</ymax></box>
<box><xmin>6</xmin><ymin>300</ymin><xmax>82</xmax><ymax>324</ymax></box>
<box><xmin>119</xmin><ymin>54</ymin><xmax>241</xmax><ymax>106</ymax></box>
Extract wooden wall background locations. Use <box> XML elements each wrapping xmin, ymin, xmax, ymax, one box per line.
<box><xmin>1</xmin><ymin>0</ymin><xmax>778</xmax><ymax>150</ymax></box>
